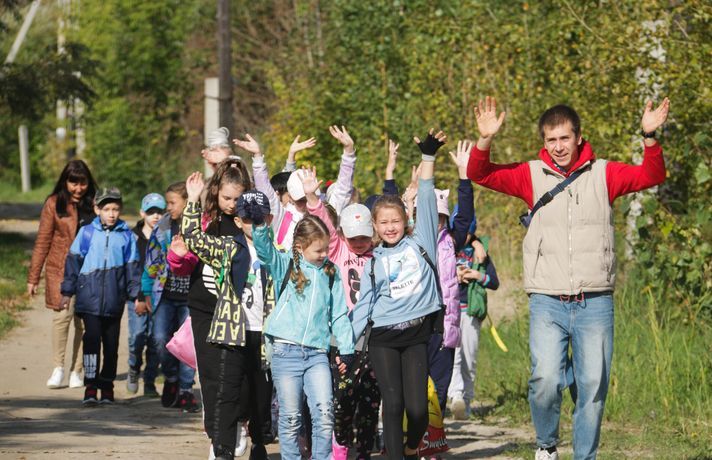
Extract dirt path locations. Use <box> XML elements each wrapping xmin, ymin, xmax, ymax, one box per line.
<box><xmin>0</xmin><ymin>228</ymin><xmax>534</xmax><ymax>459</ymax></box>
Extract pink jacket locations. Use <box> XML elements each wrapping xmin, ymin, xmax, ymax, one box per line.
<box><xmin>166</xmin><ymin>214</ymin><xmax>209</xmax><ymax>276</ymax></box>
<box><xmin>437</xmin><ymin>227</ymin><xmax>460</xmax><ymax>348</ymax></box>
<box><xmin>307</xmin><ymin>200</ymin><xmax>372</xmax><ymax>312</ymax></box>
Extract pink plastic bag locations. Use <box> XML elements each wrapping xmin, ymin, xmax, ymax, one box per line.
<box><xmin>166</xmin><ymin>316</ymin><xmax>197</xmax><ymax>370</ymax></box>
<box><xmin>331</xmin><ymin>433</ymin><xmax>348</xmax><ymax>460</ymax></box>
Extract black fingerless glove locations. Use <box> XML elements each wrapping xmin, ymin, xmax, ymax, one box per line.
<box><xmin>417</xmin><ymin>132</ymin><xmax>445</xmax><ymax>160</ymax></box>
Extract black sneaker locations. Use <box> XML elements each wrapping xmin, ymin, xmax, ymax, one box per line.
<box><xmin>99</xmin><ymin>388</ymin><xmax>115</xmax><ymax>405</ymax></box>
<box><xmin>249</xmin><ymin>444</ymin><xmax>268</xmax><ymax>460</ymax></box>
<box><xmin>161</xmin><ymin>381</ymin><xmax>179</xmax><ymax>408</ymax></box>
<box><xmin>144</xmin><ymin>382</ymin><xmax>159</xmax><ymax>398</ymax></box>
<box><xmin>176</xmin><ymin>390</ymin><xmax>200</xmax><ymax>413</ymax></box>
<box><xmin>82</xmin><ymin>386</ymin><xmax>98</xmax><ymax>406</ymax></box>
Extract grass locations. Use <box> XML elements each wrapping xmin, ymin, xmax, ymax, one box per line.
<box><xmin>472</xmin><ymin>276</ymin><xmax>712</xmax><ymax>459</ymax></box>
<box><xmin>0</xmin><ymin>233</ymin><xmax>33</xmax><ymax>339</ymax></box>
<box><xmin>0</xmin><ymin>181</ymin><xmax>52</xmax><ymax>203</ymax></box>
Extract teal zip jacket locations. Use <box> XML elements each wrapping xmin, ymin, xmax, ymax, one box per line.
<box><xmin>351</xmin><ymin>178</ymin><xmax>441</xmax><ymax>339</ymax></box>
<box><xmin>252</xmin><ymin>224</ymin><xmax>355</xmax><ymax>355</ymax></box>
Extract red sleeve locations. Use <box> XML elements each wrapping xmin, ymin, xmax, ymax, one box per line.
<box><xmin>466</xmin><ymin>145</ymin><xmax>534</xmax><ymax>208</ymax></box>
<box><xmin>606</xmin><ymin>143</ymin><xmax>666</xmax><ymax>204</ymax></box>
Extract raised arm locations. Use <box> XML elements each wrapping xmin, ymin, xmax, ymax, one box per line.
<box><xmin>383</xmin><ymin>139</ymin><xmax>400</xmax><ymax>196</ymax></box>
<box><xmin>450</xmin><ymin>140</ymin><xmax>476</xmax><ymax>250</ymax></box>
<box><xmin>302</xmin><ymin>167</ymin><xmax>346</xmax><ymax>259</ymax></box>
<box><xmin>413</xmin><ymin>129</ymin><xmax>447</xmax><ymax>260</ymax></box>
<box><xmin>467</xmin><ymin>97</ymin><xmax>533</xmax><ymax>207</ymax></box>
<box><xmin>606</xmin><ymin>98</ymin><xmax>670</xmax><ymax>202</ymax></box>
<box><xmin>237</xmin><ymin>134</ymin><xmax>284</xmax><ymax>233</ymax></box>
<box><xmin>284</xmin><ymin>135</ymin><xmax>317</xmax><ymax>172</ymax></box>
<box><xmin>327</xmin><ymin>126</ymin><xmax>357</xmax><ymax>214</ymax></box>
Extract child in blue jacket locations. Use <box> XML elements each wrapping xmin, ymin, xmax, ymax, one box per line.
<box><xmin>351</xmin><ymin>129</ymin><xmax>447</xmax><ymax>460</ymax></box>
<box><xmin>252</xmin><ymin>200</ymin><xmax>355</xmax><ymax>460</ymax></box>
<box><xmin>60</xmin><ymin>187</ymin><xmax>141</xmax><ymax>405</ymax></box>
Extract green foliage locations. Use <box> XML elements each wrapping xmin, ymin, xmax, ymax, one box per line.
<box><xmin>0</xmin><ymin>233</ymin><xmax>31</xmax><ymax>339</ymax></box>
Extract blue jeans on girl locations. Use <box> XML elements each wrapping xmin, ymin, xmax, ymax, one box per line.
<box><xmin>271</xmin><ymin>342</ymin><xmax>334</xmax><ymax>460</ymax></box>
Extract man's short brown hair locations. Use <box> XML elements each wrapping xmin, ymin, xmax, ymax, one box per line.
<box><xmin>538</xmin><ymin>104</ymin><xmax>581</xmax><ymax>139</ymax></box>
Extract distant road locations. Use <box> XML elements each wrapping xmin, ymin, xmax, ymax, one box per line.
<box><xmin>0</xmin><ymin>203</ymin><xmax>43</xmax><ymax>220</ymax></box>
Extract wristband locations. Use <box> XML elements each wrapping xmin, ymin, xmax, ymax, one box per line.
<box><xmin>641</xmin><ymin>129</ymin><xmax>656</xmax><ymax>139</ymax></box>
<box><xmin>421</xmin><ymin>154</ymin><xmax>436</xmax><ymax>162</ymax></box>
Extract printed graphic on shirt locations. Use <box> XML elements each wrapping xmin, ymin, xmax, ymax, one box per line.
<box><xmin>383</xmin><ymin>246</ymin><xmax>422</xmax><ymax>299</ymax></box>
<box><xmin>348</xmin><ymin>268</ymin><xmax>361</xmax><ymax>305</ymax></box>
<box><xmin>202</xmin><ymin>264</ymin><xmax>217</xmax><ymax>296</ymax></box>
<box><xmin>242</xmin><ymin>245</ymin><xmax>264</xmax><ymax>331</ymax></box>
<box><xmin>164</xmin><ymin>270</ymin><xmax>191</xmax><ymax>295</ymax></box>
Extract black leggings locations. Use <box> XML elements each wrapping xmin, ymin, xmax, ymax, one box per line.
<box><xmin>369</xmin><ymin>342</ymin><xmax>429</xmax><ymax>459</ymax></box>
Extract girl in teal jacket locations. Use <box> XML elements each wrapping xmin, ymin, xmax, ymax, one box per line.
<box><xmin>253</xmin><ymin>214</ymin><xmax>354</xmax><ymax>460</ymax></box>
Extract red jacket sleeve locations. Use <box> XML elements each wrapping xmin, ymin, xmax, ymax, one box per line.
<box><xmin>606</xmin><ymin>143</ymin><xmax>666</xmax><ymax>204</ymax></box>
<box><xmin>466</xmin><ymin>145</ymin><xmax>534</xmax><ymax>208</ymax></box>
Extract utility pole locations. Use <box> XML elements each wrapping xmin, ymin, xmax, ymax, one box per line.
<box><xmin>217</xmin><ymin>0</ymin><xmax>233</xmax><ymax>134</ymax></box>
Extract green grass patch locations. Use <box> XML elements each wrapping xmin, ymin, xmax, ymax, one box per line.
<box><xmin>0</xmin><ymin>182</ymin><xmax>52</xmax><ymax>204</ymax></box>
<box><xmin>0</xmin><ymin>232</ymin><xmax>33</xmax><ymax>339</ymax></box>
<box><xmin>473</xmin><ymin>277</ymin><xmax>712</xmax><ymax>458</ymax></box>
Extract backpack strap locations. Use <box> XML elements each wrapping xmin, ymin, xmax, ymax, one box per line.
<box><xmin>521</xmin><ymin>166</ymin><xmax>587</xmax><ymax>227</ymax></box>
<box><xmin>417</xmin><ymin>244</ymin><xmax>443</xmax><ymax>304</ymax></box>
<box><xmin>277</xmin><ymin>259</ymin><xmax>294</xmax><ymax>301</ymax></box>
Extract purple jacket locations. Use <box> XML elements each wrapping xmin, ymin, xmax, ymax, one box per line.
<box><xmin>437</xmin><ymin>227</ymin><xmax>460</xmax><ymax>348</ymax></box>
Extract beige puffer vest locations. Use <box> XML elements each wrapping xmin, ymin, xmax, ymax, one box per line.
<box><xmin>522</xmin><ymin>159</ymin><xmax>615</xmax><ymax>295</ymax></box>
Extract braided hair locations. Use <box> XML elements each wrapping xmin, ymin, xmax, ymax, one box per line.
<box><xmin>290</xmin><ymin>215</ymin><xmax>335</xmax><ymax>294</ymax></box>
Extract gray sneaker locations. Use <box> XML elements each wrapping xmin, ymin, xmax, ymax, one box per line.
<box><xmin>126</xmin><ymin>368</ymin><xmax>139</xmax><ymax>394</ymax></box>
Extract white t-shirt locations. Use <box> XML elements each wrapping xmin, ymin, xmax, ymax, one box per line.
<box><xmin>242</xmin><ymin>243</ymin><xmax>264</xmax><ymax>331</ymax></box>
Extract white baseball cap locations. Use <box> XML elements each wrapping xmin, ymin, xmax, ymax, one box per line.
<box><xmin>340</xmin><ymin>204</ymin><xmax>373</xmax><ymax>238</ymax></box>
<box><xmin>287</xmin><ymin>169</ymin><xmax>320</xmax><ymax>201</ymax></box>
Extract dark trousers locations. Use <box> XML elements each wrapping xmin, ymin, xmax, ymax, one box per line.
<box><xmin>427</xmin><ymin>332</ymin><xmax>455</xmax><ymax>413</ymax></box>
<box><xmin>331</xmin><ymin>349</ymin><xmax>381</xmax><ymax>459</ymax></box>
<box><xmin>369</xmin><ymin>342</ymin><xmax>429</xmax><ymax>460</ymax></box>
<box><xmin>190</xmin><ymin>307</ymin><xmax>273</xmax><ymax>452</ymax></box>
<box><xmin>81</xmin><ymin>313</ymin><xmax>122</xmax><ymax>390</ymax></box>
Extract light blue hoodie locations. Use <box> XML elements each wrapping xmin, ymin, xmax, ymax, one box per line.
<box><xmin>351</xmin><ymin>178</ymin><xmax>441</xmax><ymax>338</ymax></box>
<box><xmin>252</xmin><ymin>224</ymin><xmax>355</xmax><ymax>355</ymax></box>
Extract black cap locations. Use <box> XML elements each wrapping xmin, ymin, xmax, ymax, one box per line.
<box><xmin>236</xmin><ymin>190</ymin><xmax>271</xmax><ymax>220</ymax></box>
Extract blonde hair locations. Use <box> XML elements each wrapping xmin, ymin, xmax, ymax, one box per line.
<box><xmin>371</xmin><ymin>194</ymin><xmax>412</xmax><ymax>245</ymax></box>
<box><xmin>205</xmin><ymin>157</ymin><xmax>252</xmax><ymax>231</ymax></box>
<box><xmin>291</xmin><ymin>215</ymin><xmax>335</xmax><ymax>294</ymax></box>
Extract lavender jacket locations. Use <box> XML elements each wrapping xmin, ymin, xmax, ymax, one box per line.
<box><xmin>437</xmin><ymin>227</ymin><xmax>461</xmax><ymax>348</ymax></box>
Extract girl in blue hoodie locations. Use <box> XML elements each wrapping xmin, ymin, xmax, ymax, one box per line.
<box><xmin>253</xmin><ymin>212</ymin><xmax>355</xmax><ymax>460</ymax></box>
<box><xmin>351</xmin><ymin>129</ymin><xmax>447</xmax><ymax>460</ymax></box>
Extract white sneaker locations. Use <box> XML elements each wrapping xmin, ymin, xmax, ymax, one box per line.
<box><xmin>235</xmin><ymin>422</ymin><xmax>248</xmax><ymax>457</ymax></box>
<box><xmin>535</xmin><ymin>448</ymin><xmax>559</xmax><ymax>460</ymax></box>
<box><xmin>69</xmin><ymin>371</ymin><xmax>83</xmax><ymax>388</ymax></box>
<box><xmin>47</xmin><ymin>367</ymin><xmax>64</xmax><ymax>388</ymax></box>
<box><xmin>451</xmin><ymin>397</ymin><xmax>467</xmax><ymax>420</ymax></box>
<box><xmin>208</xmin><ymin>444</ymin><xmax>215</xmax><ymax>460</ymax></box>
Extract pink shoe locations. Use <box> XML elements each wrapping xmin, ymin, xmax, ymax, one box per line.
<box><xmin>331</xmin><ymin>433</ymin><xmax>349</xmax><ymax>460</ymax></box>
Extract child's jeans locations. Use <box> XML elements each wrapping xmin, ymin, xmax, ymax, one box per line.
<box><xmin>81</xmin><ymin>313</ymin><xmax>121</xmax><ymax>390</ymax></box>
<box><xmin>271</xmin><ymin>342</ymin><xmax>334</xmax><ymax>460</ymax></box>
<box><xmin>126</xmin><ymin>300</ymin><xmax>159</xmax><ymax>384</ymax></box>
<box><xmin>153</xmin><ymin>297</ymin><xmax>195</xmax><ymax>390</ymax></box>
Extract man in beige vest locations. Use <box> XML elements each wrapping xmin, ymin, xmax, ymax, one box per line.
<box><xmin>466</xmin><ymin>96</ymin><xmax>670</xmax><ymax>460</ymax></box>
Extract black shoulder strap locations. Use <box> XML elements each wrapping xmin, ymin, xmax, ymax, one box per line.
<box><xmin>529</xmin><ymin>167</ymin><xmax>586</xmax><ymax>220</ymax></box>
<box><xmin>327</xmin><ymin>262</ymin><xmax>335</xmax><ymax>291</ymax></box>
<box><xmin>417</xmin><ymin>244</ymin><xmax>443</xmax><ymax>303</ymax></box>
<box><xmin>367</xmin><ymin>258</ymin><xmax>377</xmax><ymax>320</ymax></box>
<box><xmin>278</xmin><ymin>259</ymin><xmax>294</xmax><ymax>300</ymax></box>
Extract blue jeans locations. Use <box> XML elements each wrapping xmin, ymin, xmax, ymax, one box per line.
<box><xmin>271</xmin><ymin>342</ymin><xmax>334</xmax><ymax>460</ymax></box>
<box><xmin>127</xmin><ymin>300</ymin><xmax>159</xmax><ymax>384</ymax></box>
<box><xmin>153</xmin><ymin>297</ymin><xmax>195</xmax><ymax>391</ymax></box>
<box><xmin>528</xmin><ymin>293</ymin><xmax>614</xmax><ymax>460</ymax></box>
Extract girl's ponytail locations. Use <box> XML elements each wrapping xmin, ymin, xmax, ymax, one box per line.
<box><xmin>204</xmin><ymin>157</ymin><xmax>253</xmax><ymax>231</ymax></box>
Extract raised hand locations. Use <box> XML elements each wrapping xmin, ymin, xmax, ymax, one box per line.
<box><xmin>186</xmin><ymin>171</ymin><xmax>205</xmax><ymax>203</ymax></box>
<box><xmin>386</xmin><ymin>139</ymin><xmax>399</xmax><ymax>180</ymax></box>
<box><xmin>329</xmin><ymin>125</ymin><xmax>355</xmax><ymax>155</ymax></box>
<box><xmin>641</xmin><ymin>97</ymin><xmax>670</xmax><ymax>134</ymax></box>
<box><xmin>299</xmin><ymin>166</ymin><xmax>323</xmax><ymax>198</ymax></box>
<box><xmin>288</xmin><ymin>135</ymin><xmax>317</xmax><ymax>161</ymax></box>
<box><xmin>170</xmin><ymin>234</ymin><xmax>188</xmax><ymax>258</ymax></box>
<box><xmin>232</xmin><ymin>134</ymin><xmax>262</xmax><ymax>157</ymax></box>
<box><xmin>201</xmin><ymin>147</ymin><xmax>230</xmax><ymax>170</ymax></box>
<box><xmin>414</xmin><ymin>128</ymin><xmax>447</xmax><ymax>157</ymax></box>
<box><xmin>408</xmin><ymin>162</ymin><xmax>423</xmax><ymax>189</ymax></box>
<box><xmin>474</xmin><ymin>96</ymin><xmax>506</xmax><ymax>139</ymax></box>
<box><xmin>449</xmin><ymin>140</ymin><xmax>474</xmax><ymax>179</ymax></box>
